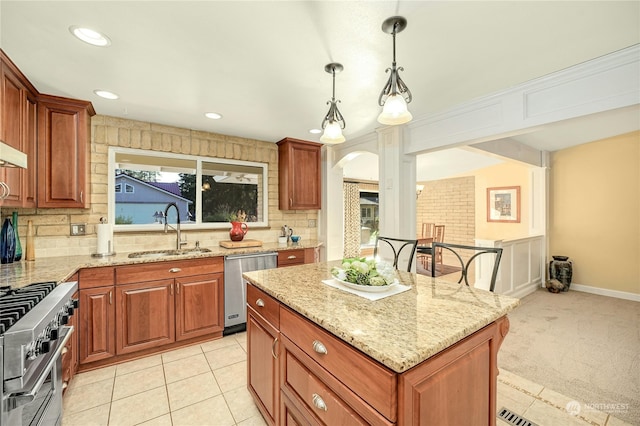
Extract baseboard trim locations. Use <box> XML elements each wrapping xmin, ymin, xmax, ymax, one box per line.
<box><xmin>570</xmin><ymin>283</ymin><xmax>640</xmax><ymax>302</ymax></box>
<box><xmin>504</xmin><ymin>282</ymin><xmax>540</xmax><ymax>299</ymax></box>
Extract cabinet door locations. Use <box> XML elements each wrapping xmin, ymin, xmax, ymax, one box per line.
<box><xmin>247</xmin><ymin>307</ymin><xmax>280</xmax><ymax>426</ymax></box>
<box><xmin>116</xmin><ymin>279</ymin><xmax>175</xmax><ymax>355</ymax></box>
<box><xmin>175</xmin><ymin>273</ymin><xmax>224</xmax><ymax>341</ymax></box>
<box><xmin>277</xmin><ymin>138</ymin><xmax>321</xmax><ymax>210</ymax></box>
<box><xmin>79</xmin><ymin>286</ymin><xmax>116</xmax><ymax>364</ymax></box>
<box><xmin>37</xmin><ymin>94</ymin><xmax>94</xmax><ymax>208</ymax></box>
<box><xmin>0</xmin><ymin>63</ymin><xmax>25</xmax><ymax>205</ymax></box>
<box><xmin>23</xmin><ymin>93</ymin><xmax>37</xmax><ymax>207</ymax></box>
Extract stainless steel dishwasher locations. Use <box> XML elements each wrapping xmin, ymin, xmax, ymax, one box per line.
<box><xmin>223</xmin><ymin>252</ymin><xmax>278</xmax><ymax>335</ymax></box>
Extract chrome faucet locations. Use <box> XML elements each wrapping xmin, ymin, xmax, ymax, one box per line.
<box><xmin>164</xmin><ymin>202</ymin><xmax>187</xmax><ymax>250</ymax></box>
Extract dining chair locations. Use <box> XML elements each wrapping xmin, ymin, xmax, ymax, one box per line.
<box><xmin>373</xmin><ymin>236</ymin><xmax>418</xmax><ymax>272</ymax></box>
<box><xmin>418</xmin><ymin>225</ymin><xmax>445</xmax><ymax>269</ymax></box>
<box><xmin>430</xmin><ymin>242</ymin><xmax>503</xmax><ymax>292</ymax></box>
<box><xmin>420</xmin><ymin>222</ymin><xmax>435</xmax><ymax>239</ymax></box>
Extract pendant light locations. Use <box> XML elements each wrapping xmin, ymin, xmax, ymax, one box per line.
<box><xmin>378</xmin><ymin>16</ymin><xmax>413</xmax><ymax>125</ymax></box>
<box><xmin>320</xmin><ymin>63</ymin><xmax>346</xmax><ymax>144</ymax></box>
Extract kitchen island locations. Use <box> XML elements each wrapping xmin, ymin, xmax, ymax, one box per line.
<box><xmin>243</xmin><ymin>261</ymin><xmax>520</xmax><ymax>426</ymax></box>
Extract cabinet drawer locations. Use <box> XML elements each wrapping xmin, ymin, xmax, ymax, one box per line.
<box><xmin>278</xmin><ymin>249</ymin><xmax>305</xmax><ymax>267</ymax></box>
<box><xmin>79</xmin><ymin>267</ymin><xmax>115</xmax><ymax>289</ymax></box>
<box><xmin>283</xmin><ymin>348</ymin><xmax>369</xmax><ymax>426</ymax></box>
<box><xmin>116</xmin><ymin>256</ymin><xmax>224</xmax><ymax>284</ymax></box>
<box><xmin>247</xmin><ymin>284</ymin><xmax>279</xmax><ymax>328</ymax></box>
<box><xmin>280</xmin><ymin>307</ymin><xmax>396</xmax><ymax>422</ymax></box>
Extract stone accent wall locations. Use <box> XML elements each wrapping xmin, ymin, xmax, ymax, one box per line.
<box><xmin>416</xmin><ymin>176</ymin><xmax>475</xmax><ymax>246</ymax></box>
<box><xmin>1</xmin><ymin>115</ymin><xmax>318</xmax><ymax>258</ymax></box>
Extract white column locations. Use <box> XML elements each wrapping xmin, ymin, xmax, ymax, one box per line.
<box><xmin>319</xmin><ymin>145</ymin><xmax>344</xmax><ymax>261</ymax></box>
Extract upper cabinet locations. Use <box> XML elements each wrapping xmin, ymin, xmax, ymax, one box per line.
<box><xmin>0</xmin><ymin>51</ymin><xmax>38</xmax><ymax>208</ymax></box>
<box><xmin>277</xmin><ymin>138</ymin><xmax>321</xmax><ymax>210</ymax></box>
<box><xmin>37</xmin><ymin>95</ymin><xmax>95</xmax><ymax>208</ymax></box>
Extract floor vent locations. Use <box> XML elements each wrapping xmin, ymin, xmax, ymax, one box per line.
<box><xmin>497</xmin><ymin>407</ymin><xmax>538</xmax><ymax>426</ymax></box>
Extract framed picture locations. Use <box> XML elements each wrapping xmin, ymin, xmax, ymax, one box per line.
<box><xmin>487</xmin><ymin>186</ymin><xmax>520</xmax><ymax>223</ymax></box>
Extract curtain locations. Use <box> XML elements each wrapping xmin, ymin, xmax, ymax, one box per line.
<box><xmin>343</xmin><ymin>182</ymin><xmax>361</xmax><ymax>258</ymax></box>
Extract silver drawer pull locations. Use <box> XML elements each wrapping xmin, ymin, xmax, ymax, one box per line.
<box><xmin>169</xmin><ymin>268</ymin><xmax>182</xmax><ymax>273</ymax></box>
<box><xmin>287</xmin><ymin>255</ymin><xmax>297</xmax><ymax>259</ymax></box>
<box><xmin>312</xmin><ymin>340</ymin><xmax>327</xmax><ymax>355</ymax></box>
<box><xmin>312</xmin><ymin>394</ymin><xmax>327</xmax><ymax>411</ymax></box>
<box><xmin>256</xmin><ymin>298</ymin><xmax>265</xmax><ymax>307</ymax></box>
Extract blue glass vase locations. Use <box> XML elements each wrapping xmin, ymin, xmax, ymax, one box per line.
<box><xmin>1</xmin><ymin>218</ymin><xmax>16</xmax><ymax>264</ymax></box>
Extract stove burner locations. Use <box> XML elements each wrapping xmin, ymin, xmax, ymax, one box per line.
<box><xmin>0</xmin><ymin>282</ymin><xmax>57</xmax><ymax>335</ymax></box>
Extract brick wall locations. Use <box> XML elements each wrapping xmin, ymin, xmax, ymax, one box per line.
<box><xmin>1</xmin><ymin>115</ymin><xmax>318</xmax><ymax>258</ymax></box>
<box><xmin>416</xmin><ymin>176</ymin><xmax>475</xmax><ymax>246</ymax></box>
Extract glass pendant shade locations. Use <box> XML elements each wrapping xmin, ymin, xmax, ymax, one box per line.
<box><xmin>377</xmin><ymin>94</ymin><xmax>413</xmax><ymax>125</ymax></box>
<box><xmin>320</xmin><ymin>121</ymin><xmax>345</xmax><ymax>144</ymax></box>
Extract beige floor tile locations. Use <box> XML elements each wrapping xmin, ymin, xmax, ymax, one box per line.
<box><xmin>115</xmin><ymin>354</ymin><xmax>162</xmax><ymax>376</ymax></box>
<box><xmin>234</xmin><ymin>331</ymin><xmax>248</xmax><ymax>352</ymax></box>
<box><xmin>200</xmin><ymin>335</ymin><xmax>240</xmax><ymax>353</ymax></box>
<box><xmin>205</xmin><ymin>343</ymin><xmax>247</xmax><ymax>370</ymax></box>
<box><xmin>136</xmin><ymin>414</ymin><xmax>173</xmax><ymax>425</ymax></box>
<box><xmin>161</xmin><ymin>343</ymin><xmax>203</xmax><ymax>364</ymax></box>
<box><xmin>498</xmin><ymin>368</ymin><xmax>544</xmax><ymax>396</ymax></box>
<box><xmin>213</xmin><ymin>360</ymin><xmax>247</xmax><ymax>393</ymax></box>
<box><xmin>167</xmin><ymin>371</ymin><xmax>222</xmax><ymax>411</ymax></box>
<box><xmin>539</xmin><ymin>387</ymin><xmax>609</xmax><ymax>425</ymax></box>
<box><xmin>63</xmin><ymin>377</ymin><xmax>114</xmax><ymax>415</ymax></box>
<box><xmin>163</xmin><ymin>353</ymin><xmax>212</xmax><ymax>383</ymax></box>
<box><xmin>70</xmin><ymin>365</ymin><xmax>116</xmax><ymax>388</ymax></box>
<box><xmin>237</xmin><ymin>415</ymin><xmax>268</xmax><ymax>426</ymax></box>
<box><xmin>496</xmin><ymin>381</ymin><xmax>536</xmax><ymax>416</ymax></box>
<box><xmin>112</xmin><ymin>364</ymin><xmax>166</xmax><ymax>401</ymax></box>
<box><xmin>109</xmin><ymin>386</ymin><xmax>170</xmax><ymax>426</ymax></box>
<box><xmin>171</xmin><ymin>395</ymin><xmax>235</xmax><ymax>426</ymax></box>
<box><xmin>224</xmin><ymin>386</ymin><xmax>263</xmax><ymax>423</ymax></box>
<box><xmin>523</xmin><ymin>399</ymin><xmax>594</xmax><ymax>426</ymax></box>
<box><xmin>61</xmin><ymin>402</ymin><xmax>110</xmax><ymax>426</ymax></box>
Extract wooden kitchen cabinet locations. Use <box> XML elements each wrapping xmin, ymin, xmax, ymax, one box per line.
<box><xmin>37</xmin><ymin>94</ymin><xmax>95</xmax><ymax>208</ymax></box>
<box><xmin>116</xmin><ymin>279</ymin><xmax>175</xmax><ymax>355</ymax></box>
<box><xmin>0</xmin><ymin>50</ymin><xmax>38</xmax><ymax>207</ymax></box>
<box><xmin>78</xmin><ymin>267</ymin><xmax>116</xmax><ymax>365</ymax></box>
<box><xmin>247</xmin><ymin>285</ymin><xmax>281</xmax><ymax>426</ymax></box>
<box><xmin>277</xmin><ymin>138</ymin><xmax>322</xmax><ymax>210</ymax></box>
<box><xmin>175</xmin><ymin>273</ymin><xmax>224</xmax><ymax>341</ymax></box>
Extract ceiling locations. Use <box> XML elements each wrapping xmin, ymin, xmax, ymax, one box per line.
<box><xmin>1</xmin><ymin>1</ymin><xmax>638</xmax><ymax>177</ymax></box>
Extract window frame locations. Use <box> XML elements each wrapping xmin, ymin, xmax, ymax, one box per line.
<box><xmin>108</xmin><ymin>147</ymin><xmax>269</xmax><ymax>232</ymax></box>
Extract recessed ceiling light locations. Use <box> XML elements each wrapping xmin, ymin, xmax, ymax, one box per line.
<box><xmin>94</xmin><ymin>90</ymin><xmax>119</xmax><ymax>100</ymax></box>
<box><xmin>205</xmin><ymin>112</ymin><xmax>222</xmax><ymax>120</ymax></box>
<box><xmin>309</xmin><ymin>129</ymin><xmax>322</xmax><ymax>134</ymax></box>
<box><xmin>69</xmin><ymin>26</ymin><xmax>111</xmax><ymax>47</ymax></box>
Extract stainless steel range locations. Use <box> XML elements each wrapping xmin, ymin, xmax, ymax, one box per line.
<box><xmin>1</xmin><ymin>281</ymin><xmax>78</xmax><ymax>426</ymax></box>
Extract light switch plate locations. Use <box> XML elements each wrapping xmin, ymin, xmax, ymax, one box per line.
<box><xmin>70</xmin><ymin>223</ymin><xmax>86</xmax><ymax>236</ymax></box>
<box><xmin>308</xmin><ymin>219</ymin><xmax>316</xmax><ymax>228</ymax></box>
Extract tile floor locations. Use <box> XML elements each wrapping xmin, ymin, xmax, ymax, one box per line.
<box><xmin>62</xmin><ymin>332</ymin><xmax>632</xmax><ymax>426</ymax></box>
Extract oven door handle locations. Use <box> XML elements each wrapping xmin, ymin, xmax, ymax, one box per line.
<box><xmin>6</xmin><ymin>326</ymin><xmax>74</xmax><ymax>409</ymax></box>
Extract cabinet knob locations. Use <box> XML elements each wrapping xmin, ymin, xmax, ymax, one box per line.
<box><xmin>256</xmin><ymin>298</ymin><xmax>265</xmax><ymax>307</ymax></box>
<box><xmin>312</xmin><ymin>340</ymin><xmax>327</xmax><ymax>355</ymax></box>
<box><xmin>312</xmin><ymin>394</ymin><xmax>327</xmax><ymax>411</ymax></box>
<box><xmin>169</xmin><ymin>268</ymin><xmax>182</xmax><ymax>273</ymax></box>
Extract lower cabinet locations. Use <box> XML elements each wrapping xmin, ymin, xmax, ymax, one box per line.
<box><xmin>247</xmin><ymin>285</ymin><xmax>280</xmax><ymax>426</ymax></box>
<box><xmin>77</xmin><ymin>257</ymin><xmax>224</xmax><ymax>370</ymax></box>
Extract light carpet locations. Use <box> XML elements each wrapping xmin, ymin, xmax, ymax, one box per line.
<box><xmin>498</xmin><ymin>288</ymin><xmax>639</xmax><ymax>425</ymax></box>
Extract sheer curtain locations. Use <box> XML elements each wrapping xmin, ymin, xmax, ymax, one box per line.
<box><xmin>343</xmin><ymin>182</ymin><xmax>361</xmax><ymax>258</ymax></box>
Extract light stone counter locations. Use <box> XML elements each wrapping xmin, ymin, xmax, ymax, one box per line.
<box><xmin>243</xmin><ymin>261</ymin><xmax>520</xmax><ymax>373</ymax></box>
<box><xmin>0</xmin><ymin>241</ymin><xmax>321</xmax><ymax>289</ymax></box>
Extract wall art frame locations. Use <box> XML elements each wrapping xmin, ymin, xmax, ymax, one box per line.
<box><xmin>487</xmin><ymin>186</ymin><xmax>520</xmax><ymax>223</ymax></box>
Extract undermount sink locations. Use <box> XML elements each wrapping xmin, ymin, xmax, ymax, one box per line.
<box><xmin>128</xmin><ymin>248</ymin><xmax>212</xmax><ymax>259</ymax></box>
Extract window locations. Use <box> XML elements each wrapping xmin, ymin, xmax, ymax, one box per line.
<box><xmin>108</xmin><ymin>147</ymin><xmax>269</xmax><ymax>230</ymax></box>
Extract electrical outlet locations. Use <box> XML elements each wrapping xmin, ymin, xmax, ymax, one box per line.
<box><xmin>308</xmin><ymin>219</ymin><xmax>317</xmax><ymax>228</ymax></box>
<box><xmin>70</xmin><ymin>223</ymin><xmax>86</xmax><ymax>236</ymax></box>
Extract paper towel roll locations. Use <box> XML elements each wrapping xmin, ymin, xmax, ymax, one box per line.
<box><xmin>96</xmin><ymin>223</ymin><xmax>113</xmax><ymax>254</ymax></box>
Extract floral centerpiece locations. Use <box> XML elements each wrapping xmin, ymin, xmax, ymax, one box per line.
<box><xmin>331</xmin><ymin>257</ymin><xmax>396</xmax><ymax>286</ymax></box>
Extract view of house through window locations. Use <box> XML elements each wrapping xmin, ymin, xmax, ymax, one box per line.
<box><xmin>110</xmin><ymin>148</ymin><xmax>268</xmax><ymax>229</ymax></box>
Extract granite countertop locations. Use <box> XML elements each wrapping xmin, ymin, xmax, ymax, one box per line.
<box><xmin>0</xmin><ymin>241</ymin><xmax>321</xmax><ymax>289</ymax></box>
<box><xmin>243</xmin><ymin>261</ymin><xmax>520</xmax><ymax>374</ymax></box>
